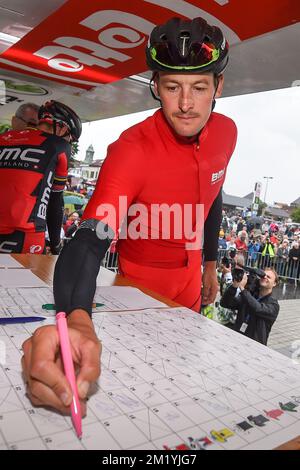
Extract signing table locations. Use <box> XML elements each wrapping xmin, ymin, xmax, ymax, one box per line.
<box><xmin>0</xmin><ymin>254</ymin><xmax>298</xmax><ymax>450</ymax></box>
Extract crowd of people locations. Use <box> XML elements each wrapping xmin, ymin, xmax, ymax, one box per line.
<box><xmin>218</xmin><ymin>211</ymin><xmax>300</xmax><ymax>279</ymax></box>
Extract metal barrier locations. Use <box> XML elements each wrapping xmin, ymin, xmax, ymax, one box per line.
<box><xmin>63</xmin><ymin>236</ymin><xmax>299</xmax><ymax>281</ymax></box>
<box><xmin>102</xmin><ymin>249</ymin><xmax>119</xmax><ymax>273</ymax></box>
<box><xmin>63</xmin><ymin>237</ymin><xmax>119</xmax><ymax>272</ymax></box>
<box><xmin>217</xmin><ymin>249</ymin><xmax>300</xmax><ymax>283</ymax></box>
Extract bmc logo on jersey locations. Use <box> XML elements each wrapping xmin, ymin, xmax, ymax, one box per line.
<box><xmin>211</xmin><ymin>168</ymin><xmax>225</xmax><ymax>185</ymax></box>
<box><xmin>37</xmin><ymin>171</ymin><xmax>53</xmax><ymax>220</ymax></box>
<box><xmin>0</xmin><ymin>241</ymin><xmax>18</xmax><ymax>253</ymax></box>
<box><xmin>29</xmin><ymin>245</ymin><xmax>43</xmax><ymax>254</ymax></box>
<box><xmin>0</xmin><ymin>147</ymin><xmax>46</xmax><ymax>166</ymax></box>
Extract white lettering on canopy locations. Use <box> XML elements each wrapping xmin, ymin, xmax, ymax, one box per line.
<box><xmin>34</xmin><ymin>10</ymin><xmax>156</xmax><ymax>73</ymax></box>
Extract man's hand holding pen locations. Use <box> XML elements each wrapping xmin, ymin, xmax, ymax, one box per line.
<box><xmin>22</xmin><ymin>309</ymin><xmax>101</xmax><ymax>416</ymax></box>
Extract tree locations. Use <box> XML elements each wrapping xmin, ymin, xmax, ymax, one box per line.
<box><xmin>69</xmin><ymin>142</ymin><xmax>80</xmax><ymax>169</ymax></box>
<box><xmin>0</xmin><ymin>123</ymin><xmax>10</xmax><ymax>134</ymax></box>
<box><xmin>71</xmin><ymin>142</ymin><xmax>79</xmax><ymax>158</ymax></box>
<box><xmin>291</xmin><ymin>207</ymin><xmax>300</xmax><ymax>223</ymax></box>
<box><xmin>257</xmin><ymin>199</ymin><xmax>267</xmax><ymax>216</ymax></box>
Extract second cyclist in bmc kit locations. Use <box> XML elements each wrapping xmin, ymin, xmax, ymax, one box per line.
<box><xmin>0</xmin><ymin>101</ymin><xmax>82</xmax><ymax>254</ymax></box>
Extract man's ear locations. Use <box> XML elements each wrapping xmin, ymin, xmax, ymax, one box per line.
<box><xmin>11</xmin><ymin>116</ymin><xmax>18</xmax><ymax>129</ymax></box>
<box><xmin>215</xmin><ymin>74</ymin><xmax>224</xmax><ymax>98</ymax></box>
<box><xmin>153</xmin><ymin>76</ymin><xmax>160</xmax><ymax>99</ymax></box>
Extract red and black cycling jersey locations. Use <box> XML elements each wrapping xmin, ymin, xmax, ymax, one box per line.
<box><xmin>0</xmin><ymin>128</ymin><xmax>70</xmax><ymax>234</ymax></box>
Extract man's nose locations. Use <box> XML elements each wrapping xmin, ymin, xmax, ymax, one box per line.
<box><xmin>178</xmin><ymin>89</ymin><xmax>194</xmax><ymax>112</ymax></box>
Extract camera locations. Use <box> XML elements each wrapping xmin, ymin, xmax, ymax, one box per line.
<box><xmin>220</xmin><ymin>249</ymin><xmax>236</xmax><ymax>270</ymax></box>
<box><xmin>221</xmin><ymin>256</ymin><xmax>231</xmax><ymax>269</ymax></box>
<box><xmin>231</xmin><ymin>267</ymin><xmax>244</xmax><ymax>283</ymax></box>
<box><xmin>232</xmin><ymin>264</ymin><xmax>266</xmax><ymax>297</ymax></box>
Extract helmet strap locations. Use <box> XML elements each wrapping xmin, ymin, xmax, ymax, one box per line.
<box><xmin>149</xmin><ymin>73</ymin><xmax>162</xmax><ymax>105</ymax></box>
<box><xmin>211</xmin><ymin>75</ymin><xmax>220</xmax><ymax>111</ymax></box>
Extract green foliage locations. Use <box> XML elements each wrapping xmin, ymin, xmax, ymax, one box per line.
<box><xmin>257</xmin><ymin>199</ymin><xmax>267</xmax><ymax>216</ymax></box>
<box><xmin>71</xmin><ymin>142</ymin><xmax>79</xmax><ymax>157</ymax></box>
<box><xmin>0</xmin><ymin>123</ymin><xmax>10</xmax><ymax>134</ymax></box>
<box><xmin>291</xmin><ymin>207</ymin><xmax>300</xmax><ymax>223</ymax></box>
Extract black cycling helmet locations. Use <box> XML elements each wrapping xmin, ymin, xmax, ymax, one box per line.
<box><xmin>146</xmin><ymin>17</ymin><xmax>229</xmax><ymax>75</ymax></box>
<box><xmin>38</xmin><ymin>100</ymin><xmax>82</xmax><ymax>142</ymax></box>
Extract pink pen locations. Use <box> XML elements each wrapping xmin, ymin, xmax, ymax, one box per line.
<box><xmin>56</xmin><ymin>312</ymin><xmax>82</xmax><ymax>438</ymax></box>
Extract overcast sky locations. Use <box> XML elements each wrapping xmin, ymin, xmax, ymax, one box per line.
<box><xmin>77</xmin><ymin>85</ymin><xmax>300</xmax><ymax>206</ymax></box>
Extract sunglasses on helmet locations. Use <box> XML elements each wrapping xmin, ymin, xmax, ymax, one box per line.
<box><xmin>149</xmin><ymin>41</ymin><xmax>220</xmax><ymax>70</ymax></box>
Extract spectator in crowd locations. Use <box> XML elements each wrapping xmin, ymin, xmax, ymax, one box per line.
<box><xmin>252</xmin><ymin>226</ymin><xmax>262</xmax><ymax>239</ymax></box>
<box><xmin>216</xmin><ymin>257</ymin><xmax>237</xmax><ymax>326</ymax></box>
<box><xmin>286</xmin><ymin>226</ymin><xmax>294</xmax><ymax>238</ymax></box>
<box><xmin>221</xmin><ymin>210</ymin><xmax>229</xmax><ymax>231</ymax></box>
<box><xmin>247</xmin><ymin>236</ymin><xmax>261</xmax><ymax>266</ymax></box>
<box><xmin>276</xmin><ymin>240</ymin><xmax>289</xmax><ymax>276</ymax></box>
<box><xmin>237</xmin><ymin>217</ymin><xmax>244</xmax><ymax>233</ymax></box>
<box><xmin>64</xmin><ymin>212</ymin><xmax>80</xmax><ymax>234</ymax></box>
<box><xmin>231</xmin><ymin>219</ymin><xmax>238</xmax><ymax>232</ymax></box>
<box><xmin>62</xmin><ymin>208</ymin><xmax>70</xmax><ymax>225</ymax></box>
<box><xmin>227</xmin><ymin>236</ymin><xmax>237</xmax><ymax>250</ymax></box>
<box><xmin>288</xmin><ymin>241</ymin><xmax>300</xmax><ymax>279</ymax></box>
<box><xmin>235</xmin><ymin>231</ymin><xmax>248</xmax><ymax>254</ymax></box>
<box><xmin>64</xmin><ymin>213</ymin><xmax>81</xmax><ymax>239</ymax></box>
<box><xmin>218</xmin><ymin>257</ymin><xmax>233</xmax><ymax>296</ymax></box>
<box><xmin>293</xmin><ymin>234</ymin><xmax>300</xmax><ymax>244</ymax></box>
<box><xmin>220</xmin><ymin>267</ymin><xmax>280</xmax><ymax>345</ymax></box>
<box><xmin>270</xmin><ymin>231</ymin><xmax>279</xmax><ymax>247</ymax></box>
<box><xmin>226</xmin><ymin>229</ymin><xmax>235</xmax><ymax>241</ymax></box>
<box><xmin>261</xmin><ymin>221</ymin><xmax>270</xmax><ymax>234</ymax></box>
<box><xmin>238</xmin><ymin>226</ymin><xmax>249</xmax><ymax>243</ymax></box>
<box><xmin>87</xmin><ymin>187</ymin><xmax>94</xmax><ymax>198</ymax></box>
<box><xmin>218</xmin><ymin>230</ymin><xmax>227</xmax><ymax>250</ymax></box>
<box><xmin>260</xmin><ymin>236</ymin><xmax>275</xmax><ymax>268</ymax></box>
<box><xmin>270</xmin><ymin>221</ymin><xmax>279</xmax><ymax>234</ymax></box>
<box><xmin>278</xmin><ymin>224</ymin><xmax>286</xmax><ymax>236</ymax></box>
<box><xmin>11</xmin><ymin>102</ymin><xmax>40</xmax><ymax>130</ymax></box>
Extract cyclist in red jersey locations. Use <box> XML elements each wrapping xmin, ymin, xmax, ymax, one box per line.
<box><xmin>22</xmin><ymin>18</ymin><xmax>237</xmax><ymax>414</ymax></box>
<box><xmin>0</xmin><ymin>100</ymin><xmax>82</xmax><ymax>254</ymax></box>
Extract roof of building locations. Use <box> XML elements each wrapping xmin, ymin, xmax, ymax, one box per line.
<box><xmin>222</xmin><ymin>191</ymin><xmax>252</xmax><ymax>208</ymax></box>
<box><xmin>90</xmin><ymin>159</ymin><xmax>103</xmax><ymax>167</ymax></box>
<box><xmin>265</xmin><ymin>206</ymin><xmax>290</xmax><ymax>219</ymax></box>
<box><xmin>244</xmin><ymin>192</ymin><xmax>254</xmax><ymax>200</ymax></box>
<box><xmin>291</xmin><ymin>196</ymin><xmax>300</xmax><ymax>206</ymax></box>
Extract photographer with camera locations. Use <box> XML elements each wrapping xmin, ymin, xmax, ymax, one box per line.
<box><xmin>216</xmin><ymin>255</ymin><xmax>237</xmax><ymax>326</ymax></box>
<box><xmin>220</xmin><ymin>265</ymin><xmax>279</xmax><ymax>345</ymax></box>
